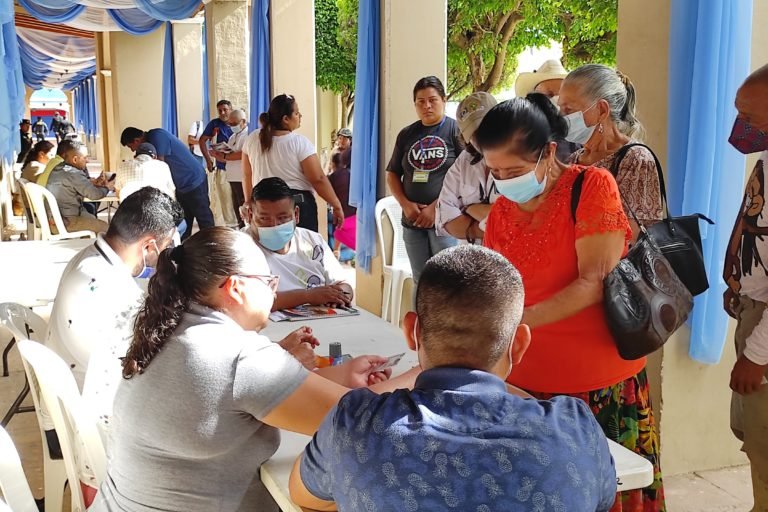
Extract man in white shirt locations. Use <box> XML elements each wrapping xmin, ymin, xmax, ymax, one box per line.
<box><xmin>244</xmin><ymin>177</ymin><xmax>353</xmax><ymax>310</ymax></box>
<box><xmin>46</xmin><ymin>187</ymin><xmax>184</xmax><ymax>427</ymax></box>
<box><xmin>115</xmin><ymin>143</ymin><xmax>176</xmax><ymax>201</ymax></box>
<box><xmin>723</xmin><ymin>62</ymin><xmax>768</xmax><ymax>509</ymax></box>
<box><xmin>436</xmin><ymin>92</ymin><xmax>499</xmax><ymax>243</ymax></box>
<box><xmin>212</xmin><ymin>109</ymin><xmax>248</xmax><ymax>227</ymax></box>
<box><xmin>187</xmin><ymin>120</ymin><xmax>206</xmax><ymax>167</ymax></box>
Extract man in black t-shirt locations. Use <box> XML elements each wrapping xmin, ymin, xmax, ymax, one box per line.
<box><xmin>385</xmin><ymin>76</ymin><xmax>461</xmax><ymax>286</ymax></box>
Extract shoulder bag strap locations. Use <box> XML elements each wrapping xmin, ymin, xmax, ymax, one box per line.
<box><xmin>609</xmin><ymin>142</ymin><xmax>669</xmax><ymax>219</ymax></box>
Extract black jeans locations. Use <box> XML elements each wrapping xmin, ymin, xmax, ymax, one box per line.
<box><xmin>177</xmin><ymin>179</ymin><xmax>215</xmax><ymax>240</ymax></box>
<box><xmin>291</xmin><ymin>189</ymin><xmax>318</xmax><ymax>232</ymax></box>
<box><xmin>230</xmin><ymin>181</ymin><xmax>245</xmax><ymax>228</ymax></box>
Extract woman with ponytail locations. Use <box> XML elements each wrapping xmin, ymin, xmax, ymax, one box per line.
<box><xmin>91</xmin><ymin>227</ymin><xmax>413</xmax><ymax>512</ymax></box>
<box><xmin>559</xmin><ymin>64</ymin><xmax>663</xmax><ymax>242</ymax></box>
<box><xmin>241</xmin><ymin>94</ymin><xmax>344</xmax><ymax>232</ymax></box>
<box><xmin>476</xmin><ymin>94</ymin><xmax>666</xmax><ymax>511</ymax></box>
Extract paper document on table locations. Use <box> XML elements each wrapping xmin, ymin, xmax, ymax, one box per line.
<box><xmin>269</xmin><ymin>305</ymin><xmax>360</xmax><ymax>322</ymax></box>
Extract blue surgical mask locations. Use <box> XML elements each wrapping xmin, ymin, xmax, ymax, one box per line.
<box><xmin>493</xmin><ymin>150</ymin><xmax>547</xmax><ymax>204</ymax></box>
<box><xmin>257</xmin><ymin>220</ymin><xmax>296</xmax><ymax>251</ymax></box>
<box><xmin>564</xmin><ymin>102</ymin><xmax>598</xmax><ymax>144</ymax></box>
<box><xmin>230</xmin><ymin>124</ymin><xmax>243</xmax><ymax>135</ymax></box>
<box><xmin>136</xmin><ymin>241</ymin><xmax>159</xmax><ymax>279</ymax></box>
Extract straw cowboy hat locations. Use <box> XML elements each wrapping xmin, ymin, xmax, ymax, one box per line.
<box><xmin>514</xmin><ymin>59</ymin><xmax>569</xmax><ymax>97</ymax></box>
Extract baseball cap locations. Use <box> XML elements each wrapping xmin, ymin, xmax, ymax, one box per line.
<box><xmin>337</xmin><ymin>127</ymin><xmax>352</xmax><ymax>138</ymax></box>
<box><xmin>135</xmin><ymin>142</ymin><xmax>157</xmax><ymax>158</ymax></box>
<box><xmin>456</xmin><ymin>92</ymin><xmax>498</xmax><ymax>143</ymax></box>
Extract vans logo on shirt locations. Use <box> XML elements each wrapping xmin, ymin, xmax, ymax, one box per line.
<box><xmin>408</xmin><ymin>136</ymin><xmax>448</xmax><ymax>172</ymax></box>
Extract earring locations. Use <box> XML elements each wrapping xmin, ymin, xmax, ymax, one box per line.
<box><xmin>598</xmin><ymin>124</ymin><xmax>604</xmax><ymax>134</ymax></box>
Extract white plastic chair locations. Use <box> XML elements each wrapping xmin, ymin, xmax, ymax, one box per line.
<box><xmin>16</xmin><ymin>340</ymin><xmax>106</xmax><ymax>512</ymax></box>
<box><xmin>22</xmin><ymin>181</ymin><xmax>96</xmax><ymax>241</ymax></box>
<box><xmin>0</xmin><ymin>303</ymin><xmax>67</xmax><ymax>512</ymax></box>
<box><xmin>375</xmin><ymin>196</ymin><xmax>413</xmax><ymax>324</ymax></box>
<box><xmin>15</xmin><ymin>178</ymin><xmax>42</xmax><ymax>241</ymax></box>
<box><xmin>0</xmin><ymin>425</ymin><xmax>38</xmax><ymax>512</ymax></box>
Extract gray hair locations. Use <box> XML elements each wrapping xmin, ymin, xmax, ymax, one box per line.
<box><xmin>564</xmin><ymin>64</ymin><xmax>645</xmax><ymax>141</ymax></box>
<box><xmin>230</xmin><ymin>108</ymin><xmax>247</xmax><ymax>122</ymax></box>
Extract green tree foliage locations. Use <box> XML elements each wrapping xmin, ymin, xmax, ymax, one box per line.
<box><xmin>447</xmin><ymin>0</ymin><xmax>617</xmax><ymax>98</ymax></box>
<box><xmin>315</xmin><ymin>0</ymin><xmax>357</xmax><ymax>126</ymax></box>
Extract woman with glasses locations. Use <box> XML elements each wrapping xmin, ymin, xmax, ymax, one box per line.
<box><xmin>91</xmin><ymin>227</ymin><xmax>409</xmax><ymax>512</ymax></box>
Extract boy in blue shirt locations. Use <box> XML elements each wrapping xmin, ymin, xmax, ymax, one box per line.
<box><xmin>290</xmin><ymin>244</ymin><xmax>617</xmax><ymax>511</ymax></box>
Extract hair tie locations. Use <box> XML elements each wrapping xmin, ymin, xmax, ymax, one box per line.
<box><xmin>170</xmin><ymin>244</ymin><xmax>185</xmax><ymax>264</ymax></box>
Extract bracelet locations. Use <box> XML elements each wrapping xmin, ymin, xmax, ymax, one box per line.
<box><xmin>466</xmin><ymin>219</ymin><xmax>477</xmax><ymax>245</ymax></box>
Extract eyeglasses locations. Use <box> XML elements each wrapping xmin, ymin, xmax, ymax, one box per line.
<box><xmin>218</xmin><ymin>274</ymin><xmax>280</xmax><ymax>291</ymax></box>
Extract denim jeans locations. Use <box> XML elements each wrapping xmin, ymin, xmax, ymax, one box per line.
<box><xmin>402</xmin><ymin>226</ymin><xmax>458</xmax><ymax>285</ymax></box>
<box><xmin>176</xmin><ymin>179</ymin><xmax>215</xmax><ymax>240</ymax></box>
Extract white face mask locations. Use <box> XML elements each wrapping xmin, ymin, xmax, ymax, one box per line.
<box><xmin>564</xmin><ymin>102</ymin><xmax>598</xmax><ymax>145</ymax></box>
<box><xmin>230</xmin><ymin>124</ymin><xmax>244</xmax><ymax>134</ymax></box>
<box><xmin>549</xmin><ymin>95</ymin><xmax>560</xmax><ymax>110</ymax></box>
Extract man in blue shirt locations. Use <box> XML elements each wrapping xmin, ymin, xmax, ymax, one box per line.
<box><xmin>121</xmin><ymin>127</ymin><xmax>214</xmax><ymax>240</ymax></box>
<box><xmin>290</xmin><ymin>245</ymin><xmax>617</xmax><ymax>512</ymax></box>
<box><xmin>199</xmin><ymin>99</ymin><xmax>233</xmax><ymax>172</ymax></box>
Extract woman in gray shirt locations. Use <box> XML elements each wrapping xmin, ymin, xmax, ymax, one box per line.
<box><xmin>90</xmin><ymin>228</ymin><xmax>406</xmax><ymax>512</ymax></box>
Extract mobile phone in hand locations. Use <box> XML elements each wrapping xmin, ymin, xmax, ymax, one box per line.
<box><xmin>373</xmin><ymin>353</ymin><xmax>405</xmax><ymax>373</ymax></box>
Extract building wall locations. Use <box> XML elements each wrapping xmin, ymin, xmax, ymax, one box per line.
<box><xmin>316</xmin><ymin>87</ymin><xmax>340</xmax><ymax>166</ymax></box>
<box><xmin>174</xmin><ymin>21</ymin><xmax>205</xmax><ymax>141</ymax></box>
<box><xmin>617</xmin><ymin>0</ymin><xmax>767</xmax><ymax>476</ymax></box>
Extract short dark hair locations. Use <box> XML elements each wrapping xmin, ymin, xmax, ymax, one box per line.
<box><xmin>56</xmin><ymin>139</ymin><xmax>77</xmax><ymax>157</ymax></box>
<box><xmin>251</xmin><ymin>177</ymin><xmax>295</xmax><ymax>205</ymax></box>
<box><xmin>416</xmin><ymin>245</ymin><xmax>524</xmax><ymax>369</ymax></box>
<box><xmin>106</xmin><ymin>187</ymin><xmax>184</xmax><ymax>244</ymax></box>
<box><xmin>413</xmin><ymin>76</ymin><xmax>447</xmax><ymax>101</ymax></box>
<box><xmin>61</xmin><ymin>140</ymin><xmax>86</xmax><ymax>160</ymax></box>
<box><xmin>120</xmin><ymin>127</ymin><xmax>144</xmax><ymax>146</ymax></box>
<box><xmin>216</xmin><ymin>100</ymin><xmax>232</xmax><ymax>108</ymax></box>
<box><xmin>475</xmin><ymin>94</ymin><xmax>568</xmax><ymax>160</ymax></box>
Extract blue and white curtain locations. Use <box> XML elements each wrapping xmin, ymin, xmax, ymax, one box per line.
<box><xmin>72</xmin><ymin>75</ymin><xmax>98</xmax><ymax>141</ymax></box>
<box><xmin>18</xmin><ymin>0</ymin><xmax>199</xmax><ymax>34</ymax></box>
<box><xmin>668</xmin><ymin>0</ymin><xmax>753</xmax><ymax>364</ymax></box>
<box><xmin>248</xmin><ymin>0</ymin><xmax>270</xmax><ymax>133</ymax></box>
<box><xmin>0</xmin><ymin>0</ymin><xmax>25</xmax><ymax>163</ymax></box>
<box><xmin>17</xmin><ymin>27</ymin><xmax>96</xmax><ymax>90</ymax></box>
<box><xmin>161</xmin><ymin>21</ymin><xmax>177</xmax><ymax>136</ymax></box>
<box><xmin>349</xmin><ymin>0</ymin><xmax>380</xmax><ymax>272</ymax></box>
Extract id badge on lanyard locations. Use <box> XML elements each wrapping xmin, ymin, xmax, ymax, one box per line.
<box><xmin>412</xmin><ymin>117</ymin><xmax>446</xmax><ymax>184</ymax></box>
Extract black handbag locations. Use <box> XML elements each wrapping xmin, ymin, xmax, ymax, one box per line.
<box><xmin>609</xmin><ymin>143</ymin><xmax>714</xmax><ymax>296</ymax></box>
<box><xmin>572</xmin><ymin>169</ymin><xmax>693</xmax><ymax>360</ymax></box>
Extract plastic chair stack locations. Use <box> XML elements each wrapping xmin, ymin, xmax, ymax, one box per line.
<box><xmin>13</xmin><ymin>179</ymin><xmax>41</xmax><ymax>241</ymax></box>
<box><xmin>375</xmin><ymin>196</ymin><xmax>413</xmax><ymax>325</ymax></box>
<box><xmin>21</xmin><ymin>181</ymin><xmax>96</xmax><ymax>241</ymax></box>
<box><xmin>0</xmin><ymin>303</ymin><xmax>67</xmax><ymax>512</ymax></box>
<box><xmin>17</xmin><ymin>340</ymin><xmax>106</xmax><ymax>512</ymax></box>
<box><xmin>0</xmin><ymin>425</ymin><xmax>38</xmax><ymax>512</ymax></box>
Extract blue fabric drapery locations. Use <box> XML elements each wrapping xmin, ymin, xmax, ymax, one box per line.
<box><xmin>161</xmin><ymin>21</ymin><xmax>178</xmax><ymax>136</ymax></box>
<box><xmin>248</xmin><ymin>0</ymin><xmax>270</xmax><ymax>133</ymax></box>
<box><xmin>0</xmin><ymin>0</ymin><xmax>25</xmax><ymax>163</ymax></box>
<box><xmin>349</xmin><ymin>0</ymin><xmax>380</xmax><ymax>272</ymax></box>
<box><xmin>668</xmin><ymin>0</ymin><xmax>753</xmax><ymax>364</ymax></box>
<box><xmin>16</xmin><ymin>28</ymin><xmax>96</xmax><ymax>90</ymax></box>
<box><xmin>87</xmin><ymin>76</ymin><xmax>98</xmax><ymax>140</ymax></box>
<box><xmin>202</xmin><ymin>12</ymin><xmax>210</xmax><ymax>123</ymax></box>
<box><xmin>17</xmin><ymin>0</ymin><xmax>85</xmax><ymax>22</ymax></box>
<box><xmin>134</xmin><ymin>0</ymin><xmax>199</xmax><ymax>22</ymax></box>
<box><xmin>108</xmin><ymin>8</ymin><xmax>162</xmax><ymax>35</ymax></box>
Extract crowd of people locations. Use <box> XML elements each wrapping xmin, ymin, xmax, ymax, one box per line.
<box><xmin>12</xmin><ymin>56</ymin><xmax>768</xmax><ymax>512</ymax></box>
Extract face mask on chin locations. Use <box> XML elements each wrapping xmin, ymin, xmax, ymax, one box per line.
<box><xmin>493</xmin><ymin>149</ymin><xmax>547</xmax><ymax>204</ymax></box>
<box><xmin>729</xmin><ymin>117</ymin><xmax>768</xmax><ymax>154</ymax></box>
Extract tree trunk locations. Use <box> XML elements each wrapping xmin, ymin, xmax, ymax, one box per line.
<box><xmin>340</xmin><ymin>87</ymin><xmax>354</xmax><ymax>128</ymax></box>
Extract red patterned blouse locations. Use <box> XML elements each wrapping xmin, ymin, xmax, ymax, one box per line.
<box><xmin>484</xmin><ymin>165</ymin><xmax>644</xmax><ymax>393</ymax></box>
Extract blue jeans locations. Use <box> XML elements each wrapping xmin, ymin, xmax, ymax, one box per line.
<box><xmin>402</xmin><ymin>226</ymin><xmax>458</xmax><ymax>285</ymax></box>
<box><xmin>176</xmin><ymin>179</ymin><xmax>214</xmax><ymax>240</ymax></box>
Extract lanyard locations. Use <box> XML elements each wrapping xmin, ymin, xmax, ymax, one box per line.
<box><xmin>418</xmin><ymin>116</ymin><xmax>447</xmax><ymax>160</ymax></box>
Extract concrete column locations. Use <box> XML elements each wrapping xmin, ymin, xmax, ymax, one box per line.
<box><xmin>173</xmin><ymin>20</ymin><xmax>205</xmax><ymax>144</ymax></box>
<box><xmin>96</xmin><ymin>32</ymin><xmax>119</xmax><ymax>172</ymax></box>
<box><xmin>205</xmin><ymin>0</ymin><xmax>249</xmax><ymax>113</ymax></box>
<box><xmin>617</xmin><ymin>0</ymin><xmax>768</xmax><ymax>475</ymax></box>
<box><xmin>355</xmin><ymin>0</ymin><xmax>448</xmax><ymax>317</ymax></box>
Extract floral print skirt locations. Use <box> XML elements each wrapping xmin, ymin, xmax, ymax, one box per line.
<box><xmin>529</xmin><ymin>369</ymin><xmax>666</xmax><ymax>512</ymax></box>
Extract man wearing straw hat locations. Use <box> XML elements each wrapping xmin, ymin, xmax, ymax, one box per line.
<box><xmin>515</xmin><ymin>59</ymin><xmax>581</xmax><ymax>161</ymax></box>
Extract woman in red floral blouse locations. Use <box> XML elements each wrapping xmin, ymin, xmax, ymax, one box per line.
<box><xmin>477</xmin><ymin>94</ymin><xmax>666</xmax><ymax>511</ymax></box>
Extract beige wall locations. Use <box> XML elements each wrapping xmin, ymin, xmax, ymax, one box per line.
<box><xmin>174</xmin><ymin>21</ymin><xmax>205</xmax><ymax>140</ymax></box>
<box><xmin>355</xmin><ymin>0</ymin><xmax>448</xmax><ymax>315</ymax></box>
<box><xmin>316</xmin><ymin>87</ymin><xmax>341</xmax><ymax>166</ymax></box>
<box><xmin>270</xmin><ymin>0</ymin><xmax>318</xmax><ymax>146</ymax></box>
<box><xmin>617</xmin><ymin>0</ymin><xmax>767</xmax><ymax>475</ymax></box>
